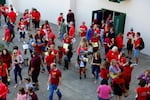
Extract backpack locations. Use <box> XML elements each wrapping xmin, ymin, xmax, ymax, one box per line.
<box><xmin>139</xmin><ymin>38</ymin><xmax>145</xmax><ymax>50</ymax></box>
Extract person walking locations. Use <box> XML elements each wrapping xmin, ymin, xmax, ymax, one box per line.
<box><xmin>0</xmin><ymin>76</ymin><xmax>8</xmax><ymax>100</ymax></box>
<box><xmin>48</xmin><ymin>63</ymin><xmax>62</xmax><ymax>100</ymax></box>
<box><xmin>96</xmin><ymin>79</ymin><xmax>112</xmax><ymax>100</ymax></box>
<box><xmin>29</xmin><ymin>52</ymin><xmax>41</xmax><ymax>91</ymax></box>
<box><xmin>12</xmin><ymin>50</ymin><xmax>24</xmax><ymax>88</ymax></box>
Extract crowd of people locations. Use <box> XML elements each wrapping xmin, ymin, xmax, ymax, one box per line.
<box><xmin>0</xmin><ymin>3</ymin><xmax>149</xmax><ymax>100</ymax></box>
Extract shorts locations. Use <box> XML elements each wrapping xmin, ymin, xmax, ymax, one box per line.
<box><xmin>134</xmin><ymin>49</ymin><xmax>140</xmax><ymax>57</ymax></box>
<box><xmin>20</xmin><ymin>31</ymin><xmax>25</xmax><ymax>39</ymax></box>
<box><xmin>127</xmin><ymin>43</ymin><xmax>133</xmax><ymax>51</ymax></box>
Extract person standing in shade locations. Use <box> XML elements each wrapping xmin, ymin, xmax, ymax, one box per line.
<box><xmin>48</xmin><ymin>63</ymin><xmax>62</xmax><ymax>100</ymax></box>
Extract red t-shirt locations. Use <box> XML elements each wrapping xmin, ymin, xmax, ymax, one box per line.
<box><xmin>136</xmin><ymin>87</ymin><xmax>149</xmax><ymax>100</ymax></box>
<box><xmin>34</xmin><ymin>11</ymin><xmax>40</xmax><ymax>21</ymax></box>
<box><xmin>18</xmin><ymin>21</ymin><xmax>26</xmax><ymax>30</ymax></box>
<box><xmin>63</xmin><ymin>37</ymin><xmax>72</xmax><ymax>44</ymax></box>
<box><xmin>112</xmin><ymin>77</ymin><xmax>126</xmax><ymax>92</ymax></box>
<box><xmin>58</xmin><ymin>48</ymin><xmax>66</xmax><ymax>58</ymax></box>
<box><xmin>57</xmin><ymin>16</ymin><xmax>63</xmax><ymax>26</ymax></box>
<box><xmin>47</xmin><ymin>32</ymin><xmax>56</xmax><ymax>42</ymax></box>
<box><xmin>79</xmin><ymin>25</ymin><xmax>87</xmax><ymax>37</ymax></box>
<box><xmin>123</xmin><ymin>66</ymin><xmax>133</xmax><ymax>83</ymax></box>
<box><xmin>135</xmin><ymin>38</ymin><xmax>141</xmax><ymax>49</ymax></box>
<box><xmin>90</xmin><ymin>37</ymin><xmax>99</xmax><ymax>43</ymax></box>
<box><xmin>106</xmin><ymin>50</ymin><xmax>119</xmax><ymax>62</ymax></box>
<box><xmin>4</xmin><ymin>28</ymin><xmax>11</xmax><ymax>42</ymax></box>
<box><xmin>100</xmin><ymin>68</ymin><xmax>109</xmax><ymax>80</ymax></box>
<box><xmin>51</xmin><ymin>49</ymin><xmax>58</xmax><ymax>56</ymax></box>
<box><xmin>2</xmin><ymin>6</ymin><xmax>9</xmax><ymax>15</ymax></box>
<box><xmin>50</xmin><ymin>68</ymin><xmax>62</xmax><ymax>85</ymax></box>
<box><xmin>127</xmin><ymin>32</ymin><xmax>135</xmax><ymax>38</ymax></box>
<box><xmin>77</xmin><ymin>46</ymin><xmax>88</xmax><ymax>55</ymax></box>
<box><xmin>0</xmin><ymin>63</ymin><xmax>7</xmax><ymax>77</ymax></box>
<box><xmin>116</xmin><ymin>36</ymin><xmax>124</xmax><ymax>49</ymax></box>
<box><xmin>45</xmin><ymin>54</ymin><xmax>55</xmax><ymax>66</ymax></box>
<box><xmin>7</xmin><ymin>11</ymin><xmax>17</xmax><ymax>23</ymax></box>
<box><xmin>0</xmin><ymin>83</ymin><xmax>8</xmax><ymax>99</ymax></box>
<box><xmin>69</xmin><ymin>26</ymin><xmax>75</xmax><ymax>38</ymax></box>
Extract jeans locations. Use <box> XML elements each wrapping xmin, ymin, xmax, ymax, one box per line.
<box><xmin>59</xmin><ymin>33</ymin><xmax>64</xmax><ymax>41</ymax></box>
<box><xmin>49</xmin><ymin>84</ymin><xmax>62</xmax><ymax>100</ymax></box>
<box><xmin>14</xmin><ymin>66</ymin><xmax>22</xmax><ymax>84</ymax></box>
<box><xmin>91</xmin><ymin>65</ymin><xmax>100</xmax><ymax>80</ymax></box>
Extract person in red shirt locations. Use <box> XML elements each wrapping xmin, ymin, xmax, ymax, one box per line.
<box><xmin>47</xmin><ymin>31</ymin><xmax>56</xmax><ymax>44</ymax></box>
<box><xmin>0</xmin><ymin>76</ymin><xmax>8</xmax><ymax>100</ymax></box>
<box><xmin>112</xmin><ymin>72</ymin><xmax>126</xmax><ymax>100</ymax></box>
<box><xmin>3</xmin><ymin>25</ymin><xmax>11</xmax><ymax>47</ymax></box>
<box><xmin>69</xmin><ymin>21</ymin><xmax>75</xmax><ymax>39</ymax></box>
<box><xmin>2</xmin><ymin>4</ymin><xmax>9</xmax><ymax>23</ymax></box>
<box><xmin>45</xmin><ymin>49</ymin><xmax>55</xmax><ymax>72</ymax></box>
<box><xmin>57</xmin><ymin>13</ymin><xmax>63</xmax><ymax>27</ymax></box>
<box><xmin>34</xmin><ymin>9</ymin><xmax>40</xmax><ymax>29</ymax></box>
<box><xmin>57</xmin><ymin>46</ymin><xmax>66</xmax><ymax>65</ymax></box>
<box><xmin>30</xmin><ymin>8</ymin><xmax>36</xmax><ymax>28</ymax></box>
<box><xmin>100</xmin><ymin>61</ymin><xmax>110</xmax><ymax>84</ymax></box>
<box><xmin>126</xmin><ymin>28</ymin><xmax>135</xmax><ymax>59</ymax></box>
<box><xmin>104</xmin><ymin>32</ymin><xmax>111</xmax><ymax>55</ymax></box>
<box><xmin>116</xmin><ymin>33</ymin><xmax>124</xmax><ymax>52</ymax></box>
<box><xmin>118</xmin><ymin>52</ymin><xmax>127</xmax><ymax>70</ymax></box>
<box><xmin>1</xmin><ymin>49</ymin><xmax>12</xmax><ymax>72</ymax></box>
<box><xmin>136</xmin><ymin>79</ymin><xmax>150</xmax><ymax>100</ymax></box>
<box><xmin>18</xmin><ymin>18</ymin><xmax>26</xmax><ymax>42</ymax></box>
<box><xmin>48</xmin><ymin>63</ymin><xmax>62</xmax><ymax>100</ymax></box>
<box><xmin>134</xmin><ymin>32</ymin><xmax>141</xmax><ymax>64</ymax></box>
<box><xmin>23</xmin><ymin>9</ymin><xmax>31</xmax><ymax>30</ymax></box>
<box><xmin>79</xmin><ymin>21</ymin><xmax>87</xmax><ymax>38</ymax></box>
<box><xmin>123</xmin><ymin>61</ymin><xmax>134</xmax><ymax>97</ymax></box>
<box><xmin>90</xmin><ymin>33</ymin><xmax>100</xmax><ymax>53</ymax></box>
<box><xmin>106</xmin><ymin>46</ymin><xmax>119</xmax><ymax>63</ymax></box>
<box><xmin>7</xmin><ymin>8</ymin><xmax>17</xmax><ymax>24</ymax></box>
<box><xmin>63</xmin><ymin>33</ymin><xmax>72</xmax><ymax>44</ymax></box>
<box><xmin>0</xmin><ymin>60</ymin><xmax>9</xmax><ymax>85</ymax></box>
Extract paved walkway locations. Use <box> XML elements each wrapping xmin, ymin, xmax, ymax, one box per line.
<box><xmin>0</xmin><ymin>15</ymin><xmax>149</xmax><ymax>100</ymax></box>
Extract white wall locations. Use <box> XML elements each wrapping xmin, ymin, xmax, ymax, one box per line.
<box><xmin>12</xmin><ymin>0</ymin><xmax>71</xmax><ymax>24</ymax></box>
<box><xmin>75</xmin><ymin>0</ymin><xmax>150</xmax><ymax>55</ymax></box>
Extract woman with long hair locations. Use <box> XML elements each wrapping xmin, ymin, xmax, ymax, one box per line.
<box><xmin>1</xmin><ymin>48</ymin><xmax>12</xmax><ymax>75</ymax></box>
<box><xmin>91</xmin><ymin>51</ymin><xmax>102</xmax><ymax>83</ymax></box>
<box><xmin>12</xmin><ymin>50</ymin><xmax>24</xmax><ymax>88</ymax></box>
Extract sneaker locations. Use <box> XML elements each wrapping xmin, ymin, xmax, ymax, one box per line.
<box><xmin>19</xmin><ymin>81</ymin><xmax>22</xmax><ymax>85</ymax></box>
<box><xmin>59</xmin><ymin>95</ymin><xmax>62</xmax><ymax>100</ymax></box>
<box><xmin>14</xmin><ymin>84</ymin><xmax>18</xmax><ymax>88</ymax></box>
<box><xmin>80</xmin><ymin>76</ymin><xmax>82</xmax><ymax>80</ymax></box>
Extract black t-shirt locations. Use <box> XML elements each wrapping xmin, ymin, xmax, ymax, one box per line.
<box><xmin>92</xmin><ymin>56</ymin><xmax>101</xmax><ymax>67</ymax></box>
